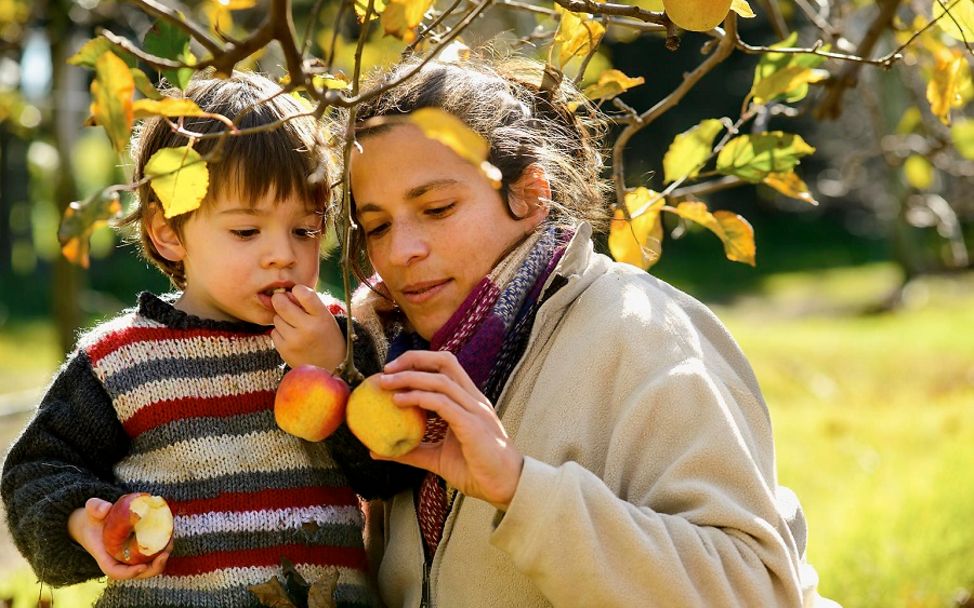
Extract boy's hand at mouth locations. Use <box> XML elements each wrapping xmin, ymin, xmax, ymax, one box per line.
<box><xmin>270</xmin><ymin>285</ymin><xmax>346</xmax><ymax>370</ymax></box>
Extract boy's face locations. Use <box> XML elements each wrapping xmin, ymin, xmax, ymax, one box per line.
<box><xmin>172</xmin><ymin>189</ymin><xmax>323</xmax><ymax>325</ymax></box>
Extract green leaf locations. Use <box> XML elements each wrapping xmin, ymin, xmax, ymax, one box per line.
<box><xmin>144</xmin><ymin>19</ymin><xmax>196</xmax><ymax>90</ymax></box>
<box><xmin>750</xmin><ymin>32</ymin><xmax>829</xmax><ymax>104</ymax></box>
<box><xmin>68</xmin><ymin>37</ymin><xmax>136</xmax><ymax>69</ymax></box>
<box><xmin>144</xmin><ymin>146</ymin><xmax>210</xmax><ymax>218</ymax></box>
<box><xmin>951</xmin><ymin>118</ymin><xmax>974</xmax><ymax>159</ymax></box>
<box><xmin>662</xmin><ymin>118</ymin><xmax>723</xmax><ymax>184</ymax></box>
<box><xmin>132</xmin><ymin>68</ymin><xmax>163</xmax><ymax>101</ymax></box>
<box><xmin>672</xmin><ymin>201</ymin><xmax>756</xmax><ymax>266</ymax></box>
<box><xmin>750</xmin><ymin>65</ymin><xmax>828</xmax><ymax>106</ymax></box>
<box><xmin>90</xmin><ymin>52</ymin><xmax>135</xmax><ymax>153</ymax></box>
<box><xmin>608</xmin><ymin>187</ymin><xmax>665</xmax><ymax>270</ymax></box>
<box><xmin>716</xmin><ymin>131</ymin><xmax>815</xmax><ymax>182</ymax></box>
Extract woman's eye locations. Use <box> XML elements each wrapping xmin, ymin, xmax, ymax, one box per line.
<box><xmin>425</xmin><ymin>203</ymin><xmax>455</xmax><ymax>217</ymax></box>
<box><xmin>231</xmin><ymin>229</ymin><xmax>258</xmax><ymax>238</ymax></box>
<box><xmin>365</xmin><ymin>223</ymin><xmax>390</xmax><ymax>238</ymax></box>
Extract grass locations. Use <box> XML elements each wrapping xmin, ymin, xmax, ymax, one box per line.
<box><xmin>0</xmin><ymin>568</ymin><xmax>104</xmax><ymax>608</ymax></box>
<box><xmin>1</xmin><ymin>265</ymin><xmax>972</xmax><ymax>607</ymax></box>
<box><xmin>720</xmin><ymin>266</ymin><xmax>974</xmax><ymax>608</ymax></box>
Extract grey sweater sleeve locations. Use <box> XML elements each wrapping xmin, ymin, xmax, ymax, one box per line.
<box><xmin>1</xmin><ymin>351</ymin><xmax>130</xmax><ymax>586</ymax></box>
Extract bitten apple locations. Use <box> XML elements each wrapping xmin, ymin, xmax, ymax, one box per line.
<box><xmin>275</xmin><ymin>364</ymin><xmax>350</xmax><ymax>442</ymax></box>
<box><xmin>102</xmin><ymin>493</ymin><xmax>174</xmax><ymax>565</ymax></box>
<box><xmin>346</xmin><ymin>373</ymin><xmax>427</xmax><ymax>458</ymax></box>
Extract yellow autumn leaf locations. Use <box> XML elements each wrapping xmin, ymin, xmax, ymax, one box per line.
<box><xmin>763</xmin><ymin>171</ymin><xmax>818</xmax><ymax>204</ymax></box>
<box><xmin>144</xmin><ymin>146</ymin><xmax>210</xmax><ymax>218</ymax></box>
<box><xmin>554</xmin><ymin>9</ymin><xmax>606</xmax><ymax>66</ymax></box>
<box><xmin>673</xmin><ymin>201</ymin><xmax>756</xmax><ymax>266</ymax></box>
<box><xmin>927</xmin><ymin>48</ymin><xmax>969</xmax><ymax>124</ymax></box>
<box><xmin>933</xmin><ymin>0</ymin><xmax>974</xmax><ymax>43</ymax></box>
<box><xmin>90</xmin><ymin>52</ymin><xmax>135</xmax><ymax>153</ymax></box>
<box><xmin>133</xmin><ymin>98</ymin><xmax>207</xmax><ymax>120</ymax></box>
<box><xmin>58</xmin><ymin>192</ymin><xmax>123</xmax><ymax>268</ymax></box>
<box><xmin>354</xmin><ymin>0</ymin><xmax>388</xmax><ymax>21</ymax></box>
<box><xmin>730</xmin><ymin>0</ymin><xmax>755</xmax><ymax>18</ymax></box>
<box><xmin>381</xmin><ymin>0</ymin><xmax>433</xmax><ymax>41</ymax></box>
<box><xmin>583</xmin><ymin>69</ymin><xmax>645</xmax><ymax>102</ymax></box>
<box><xmin>663</xmin><ymin>118</ymin><xmax>723</xmax><ymax>184</ymax></box>
<box><xmin>215</xmin><ymin>0</ymin><xmax>256</xmax><ymax>8</ymax></box>
<box><xmin>952</xmin><ymin>117</ymin><xmax>974</xmax><ymax>159</ymax></box>
<box><xmin>903</xmin><ymin>154</ymin><xmax>935</xmax><ymax>190</ymax></box>
<box><xmin>406</xmin><ymin>108</ymin><xmax>502</xmax><ymax>187</ymax></box>
<box><xmin>608</xmin><ymin>187</ymin><xmax>665</xmax><ymax>270</ymax></box>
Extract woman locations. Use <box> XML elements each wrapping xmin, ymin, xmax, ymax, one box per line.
<box><xmin>329</xmin><ymin>55</ymin><xmax>820</xmax><ymax>607</ymax></box>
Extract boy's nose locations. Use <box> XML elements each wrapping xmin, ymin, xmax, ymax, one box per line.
<box><xmin>263</xmin><ymin>236</ymin><xmax>297</xmax><ymax>268</ymax></box>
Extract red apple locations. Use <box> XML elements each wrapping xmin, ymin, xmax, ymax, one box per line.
<box><xmin>274</xmin><ymin>365</ymin><xmax>350</xmax><ymax>442</ymax></box>
<box><xmin>102</xmin><ymin>492</ymin><xmax>174</xmax><ymax>565</ymax></box>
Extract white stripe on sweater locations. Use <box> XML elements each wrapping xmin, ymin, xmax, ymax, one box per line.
<box><xmin>113</xmin><ymin>369</ymin><xmax>282</xmax><ymax>423</ymax></box>
<box><xmin>114</xmin><ymin>430</ymin><xmax>313</xmax><ymax>484</ymax></box>
<box><xmin>95</xmin><ymin>334</ymin><xmax>274</xmax><ymax>375</ymax></box>
<box><xmin>110</xmin><ymin>565</ymin><xmax>364</xmax><ymax>591</ymax></box>
<box><xmin>175</xmin><ymin>505</ymin><xmax>363</xmax><ymax>536</ymax></box>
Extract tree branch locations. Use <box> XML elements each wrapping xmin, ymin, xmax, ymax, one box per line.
<box><xmin>612</xmin><ymin>13</ymin><xmax>738</xmax><ymax>208</ymax></box>
<box><xmin>551</xmin><ymin>0</ymin><xmax>666</xmax><ymax>25</ymax></box>
<box><xmin>813</xmin><ymin>0</ymin><xmax>901</xmax><ymax>120</ymax></box>
<box><xmin>130</xmin><ymin>0</ymin><xmax>223</xmax><ymax>56</ymax></box>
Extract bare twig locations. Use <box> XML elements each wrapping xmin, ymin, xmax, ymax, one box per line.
<box><xmin>814</xmin><ymin>0</ymin><xmax>901</xmax><ymax>119</ymax></box>
<box><xmin>612</xmin><ymin>13</ymin><xmax>738</xmax><ymax>208</ymax></box>
<box><xmin>735</xmin><ymin>38</ymin><xmax>900</xmax><ymax>66</ymax></box>
<box><xmin>408</xmin><ymin>0</ymin><xmax>466</xmax><ymax>52</ymax></box>
<box><xmin>757</xmin><ymin>0</ymin><xmax>789</xmax><ymax>40</ymax></box>
<box><xmin>300</xmin><ymin>0</ymin><xmax>329</xmax><ymax>58</ymax></box>
<box><xmin>551</xmin><ymin>0</ymin><xmax>666</xmax><ymax>25</ymax></box>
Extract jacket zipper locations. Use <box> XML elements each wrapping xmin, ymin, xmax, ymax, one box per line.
<box><xmin>421</xmin><ymin>558</ymin><xmax>432</xmax><ymax>608</ymax></box>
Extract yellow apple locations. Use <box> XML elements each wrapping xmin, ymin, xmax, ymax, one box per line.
<box><xmin>346</xmin><ymin>373</ymin><xmax>427</xmax><ymax>458</ymax></box>
<box><xmin>274</xmin><ymin>365</ymin><xmax>350</xmax><ymax>442</ymax></box>
<box><xmin>663</xmin><ymin>0</ymin><xmax>733</xmax><ymax>32</ymax></box>
<box><xmin>102</xmin><ymin>492</ymin><xmax>174</xmax><ymax>565</ymax></box>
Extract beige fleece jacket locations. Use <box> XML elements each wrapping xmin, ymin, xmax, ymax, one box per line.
<box><xmin>371</xmin><ymin>225</ymin><xmax>805</xmax><ymax>608</ymax></box>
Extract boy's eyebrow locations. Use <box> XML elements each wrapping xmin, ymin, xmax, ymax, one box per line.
<box><xmin>357</xmin><ymin>179</ymin><xmax>461</xmax><ymax>215</ymax></box>
<box><xmin>219</xmin><ymin>208</ymin><xmax>265</xmax><ymax>216</ymax></box>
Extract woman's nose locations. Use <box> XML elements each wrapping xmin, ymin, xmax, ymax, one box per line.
<box><xmin>388</xmin><ymin>225</ymin><xmax>429</xmax><ymax>267</ymax></box>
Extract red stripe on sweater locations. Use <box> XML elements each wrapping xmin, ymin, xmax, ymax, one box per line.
<box><xmin>164</xmin><ymin>545</ymin><xmax>368</xmax><ymax>576</ymax></box>
<box><xmin>170</xmin><ymin>486</ymin><xmax>359</xmax><ymax>517</ymax></box>
<box><xmin>121</xmin><ymin>391</ymin><xmax>275</xmax><ymax>437</ymax></box>
<box><xmin>86</xmin><ymin>325</ymin><xmax>271</xmax><ymax>364</ymax></box>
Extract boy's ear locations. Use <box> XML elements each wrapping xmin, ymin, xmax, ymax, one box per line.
<box><xmin>507</xmin><ymin>163</ymin><xmax>551</xmax><ymax>226</ymax></box>
<box><xmin>145</xmin><ymin>205</ymin><xmax>186</xmax><ymax>262</ymax></box>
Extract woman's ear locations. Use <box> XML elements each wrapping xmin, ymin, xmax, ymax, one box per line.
<box><xmin>145</xmin><ymin>205</ymin><xmax>186</xmax><ymax>262</ymax></box>
<box><xmin>507</xmin><ymin>164</ymin><xmax>551</xmax><ymax>225</ymax></box>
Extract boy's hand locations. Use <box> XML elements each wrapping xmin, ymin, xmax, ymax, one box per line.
<box><xmin>271</xmin><ymin>285</ymin><xmax>346</xmax><ymax>371</ymax></box>
<box><xmin>67</xmin><ymin>498</ymin><xmax>172</xmax><ymax>580</ymax></box>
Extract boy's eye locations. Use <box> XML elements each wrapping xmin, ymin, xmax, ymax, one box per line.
<box><xmin>295</xmin><ymin>227</ymin><xmax>322</xmax><ymax>239</ymax></box>
<box><xmin>231</xmin><ymin>229</ymin><xmax>258</xmax><ymax>238</ymax></box>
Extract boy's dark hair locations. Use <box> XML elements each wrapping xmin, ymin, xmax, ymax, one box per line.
<box><xmin>121</xmin><ymin>71</ymin><xmax>335</xmax><ymax>288</ymax></box>
<box><xmin>348</xmin><ymin>54</ymin><xmax>611</xmax><ymax>278</ymax></box>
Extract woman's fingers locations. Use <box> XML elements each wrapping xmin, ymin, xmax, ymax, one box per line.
<box><xmin>385</xmin><ymin>351</ymin><xmax>481</xmax><ymax>396</ymax></box>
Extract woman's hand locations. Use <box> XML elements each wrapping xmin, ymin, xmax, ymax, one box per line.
<box><xmin>271</xmin><ymin>285</ymin><xmax>346</xmax><ymax>370</ymax></box>
<box><xmin>378</xmin><ymin>351</ymin><xmax>524</xmax><ymax>511</ymax></box>
<box><xmin>67</xmin><ymin>498</ymin><xmax>172</xmax><ymax>580</ymax></box>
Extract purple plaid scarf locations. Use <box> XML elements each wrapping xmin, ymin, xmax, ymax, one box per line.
<box><xmin>382</xmin><ymin>224</ymin><xmax>570</xmax><ymax>556</ymax></box>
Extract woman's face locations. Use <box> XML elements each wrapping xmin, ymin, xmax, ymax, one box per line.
<box><xmin>351</xmin><ymin>125</ymin><xmax>542</xmax><ymax>340</ymax></box>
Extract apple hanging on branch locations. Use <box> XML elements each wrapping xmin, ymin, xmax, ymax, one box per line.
<box><xmin>274</xmin><ymin>365</ymin><xmax>351</xmax><ymax>442</ymax></box>
<box><xmin>102</xmin><ymin>492</ymin><xmax>174</xmax><ymax>565</ymax></box>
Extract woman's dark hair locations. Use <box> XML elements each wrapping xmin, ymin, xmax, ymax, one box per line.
<box><xmin>348</xmin><ymin>54</ymin><xmax>611</xmax><ymax>278</ymax></box>
<box><xmin>120</xmin><ymin>70</ymin><xmax>335</xmax><ymax>288</ymax></box>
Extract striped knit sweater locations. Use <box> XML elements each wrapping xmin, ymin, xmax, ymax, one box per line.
<box><xmin>1</xmin><ymin>293</ymin><xmax>379</xmax><ymax>608</ymax></box>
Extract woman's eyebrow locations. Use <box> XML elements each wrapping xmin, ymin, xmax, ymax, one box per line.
<box><xmin>405</xmin><ymin>179</ymin><xmax>460</xmax><ymax>200</ymax></box>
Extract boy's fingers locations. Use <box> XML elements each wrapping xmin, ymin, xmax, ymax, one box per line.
<box><xmin>85</xmin><ymin>497</ymin><xmax>112</xmax><ymax>518</ymax></box>
<box><xmin>291</xmin><ymin>285</ymin><xmax>326</xmax><ymax>315</ymax></box>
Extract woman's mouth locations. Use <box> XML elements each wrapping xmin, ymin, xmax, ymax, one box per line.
<box><xmin>400</xmin><ymin>279</ymin><xmax>451</xmax><ymax>305</ymax></box>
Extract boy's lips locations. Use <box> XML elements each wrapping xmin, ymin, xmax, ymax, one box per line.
<box><xmin>258</xmin><ymin>282</ymin><xmax>297</xmax><ymax>311</ymax></box>
<box><xmin>399</xmin><ymin>279</ymin><xmax>451</xmax><ymax>304</ymax></box>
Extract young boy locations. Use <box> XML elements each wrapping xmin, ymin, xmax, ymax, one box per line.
<box><xmin>1</xmin><ymin>72</ymin><xmax>379</xmax><ymax>607</ymax></box>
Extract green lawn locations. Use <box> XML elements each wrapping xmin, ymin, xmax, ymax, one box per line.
<box><xmin>1</xmin><ymin>266</ymin><xmax>972</xmax><ymax>608</ymax></box>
